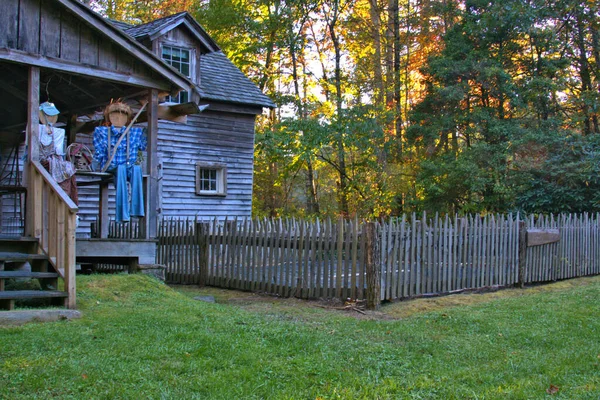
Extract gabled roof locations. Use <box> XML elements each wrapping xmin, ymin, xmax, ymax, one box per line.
<box><xmin>119</xmin><ymin>12</ymin><xmax>275</xmax><ymax>109</ymax></box>
<box><xmin>199</xmin><ymin>52</ymin><xmax>276</xmax><ymax>109</ymax></box>
<box><xmin>125</xmin><ymin>12</ymin><xmax>220</xmax><ymax>53</ymax></box>
<box><xmin>56</xmin><ymin>0</ymin><xmax>193</xmax><ymax>92</ymax></box>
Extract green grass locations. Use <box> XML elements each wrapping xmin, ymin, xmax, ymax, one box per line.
<box><xmin>1</xmin><ymin>274</ymin><xmax>600</xmax><ymax>399</ymax></box>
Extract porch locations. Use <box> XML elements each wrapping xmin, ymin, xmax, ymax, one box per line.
<box><xmin>0</xmin><ymin>0</ymin><xmax>192</xmax><ymax>309</ymax></box>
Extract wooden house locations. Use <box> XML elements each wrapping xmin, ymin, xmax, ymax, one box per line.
<box><xmin>0</xmin><ymin>0</ymin><xmax>274</xmax><ymax>309</ymax></box>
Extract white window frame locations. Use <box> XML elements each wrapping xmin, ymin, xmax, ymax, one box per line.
<box><xmin>161</xmin><ymin>44</ymin><xmax>193</xmax><ymax>103</ymax></box>
<box><xmin>195</xmin><ymin>162</ymin><xmax>227</xmax><ymax>196</ymax></box>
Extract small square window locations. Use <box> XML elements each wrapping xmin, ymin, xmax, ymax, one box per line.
<box><xmin>196</xmin><ymin>162</ymin><xmax>227</xmax><ymax>196</ymax></box>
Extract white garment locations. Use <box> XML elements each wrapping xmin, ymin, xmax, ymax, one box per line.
<box><xmin>39</xmin><ymin>125</ymin><xmax>66</xmax><ymax>156</ymax></box>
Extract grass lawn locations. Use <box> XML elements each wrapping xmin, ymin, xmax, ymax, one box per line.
<box><xmin>1</xmin><ymin>274</ymin><xmax>599</xmax><ymax>399</ymax></box>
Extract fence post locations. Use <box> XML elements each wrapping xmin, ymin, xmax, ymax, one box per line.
<box><xmin>365</xmin><ymin>222</ymin><xmax>381</xmax><ymax>310</ymax></box>
<box><xmin>518</xmin><ymin>220</ymin><xmax>527</xmax><ymax>288</ymax></box>
<box><xmin>197</xmin><ymin>222</ymin><xmax>209</xmax><ymax>286</ymax></box>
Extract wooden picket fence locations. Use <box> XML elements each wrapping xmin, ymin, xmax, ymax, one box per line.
<box><xmin>156</xmin><ymin>213</ymin><xmax>600</xmax><ymax>304</ymax></box>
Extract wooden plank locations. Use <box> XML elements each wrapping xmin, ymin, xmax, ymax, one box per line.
<box><xmin>394</xmin><ymin>217</ymin><xmax>404</xmax><ymax>299</ymax></box>
<box><xmin>145</xmin><ymin>89</ymin><xmax>160</xmax><ymax>238</ymax></box>
<box><xmin>336</xmin><ymin>218</ymin><xmax>343</xmax><ymax>299</ymax></box>
<box><xmin>274</xmin><ymin>219</ymin><xmax>282</xmax><ymax>294</ymax></box>
<box><xmin>344</xmin><ymin>219</ymin><xmax>352</xmax><ymax>300</ymax></box>
<box><xmin>324</xmin><ymin>218</ymin><xmax>332</xmax><ymax>298</ymax></box>
<box><xmin>282</xmin><ymin>219</ymin><xmax>290</xmax><ymax>297</ymax></box>
<box><xmin>18</xmin><ymin>0</ymin><xmax>40</xmax><ymax>54</ymax></box>
<box><xmin>423</xmin><ymin>213</ymin><xmax>430</xmax><ymax>294</ymax></box>
<box><xmin>296</xmin><ymin>220</ymin><xmax>304</xmax><ymax>298</ymax></box>
<box><xmin>404</xmin><ymin>216</ymin><xmax>411</xmax><ymax>297</ymax></box>
<box><xmin>0</xmin><ymin>48</ymin><xmax>173</xmax><ymax>91</ymax></box>
<box><xmin>358</xmin><ymin>219</ymin><xmax>366</xmax><ymax>300</ymax></box>
<box><xmin>518</xmin><ymin>218</ymin><xmax>527</xmax><ymax>287</ymax></box>
<box><xmin>59</xmin><ymin>11</ymin><xmax>80</xmax><ymax>62</ymax></box>
<box><xmin>489</xmin><ymin>214</ymin><xmax>498</xmax><ymax>286</ymax></box>
<box><xmin>384</xmin><ymin>219</ymin><xmax>393</xmax><ymax>300</ymax></box>
<box><xmin>233</xmin><ymin>218</ymin><xmax>241</xmax><ymax>288</ymax></box>
<box><xmin>309</xmin><ymin>220</ymin><xmax>317</xmax><ymax>298</ymax></box>
<box><xmin>351</xmin><ymin>219</ymin><xmax>358</xmax><ymax>300</ymax></box>
<box><xmin>303</xmin><ymin>220</ymin><xmax>311</xmax><ymax>299</ymax></box>
<box><xmin>25</xmin><ymin>68</ymin><xmax>41</xmax><ymax>239</ymax></box>
<box><xmin>498</xmin><ymin>215</ymin><xmax>505</xmax><ymax>286</ymax></box>
<box><xmin>265</xmin><ymin>219</ymin><xmax>274</xmax><ymax>294</ymax></box>
<box><xmin>316</xmin><ymin>219</ymin><xmax>324</xmax><ymax>298</ymax></box>
<box><xmin>415</xmin><ymin>217</ymin><xmax>422</xmax><ymax>295</ymax></box>
<box><xmin>0</xmin><ymin>0</ymin><xmax>19</xmax><ymax>49</ymax></box>
<box><xmin>40</xmin><ymin>2</ymin><xmax>61</xmax><ymax>58</ymax></box>
<box><xmin>431</xmin><ymin>213</ymin><xmax>438</xmax><ymax>293</ymax></box>
<box><xmin>79</xmin><ymin>25</ymin><xmax>99</xmax><ymax>65</ymax></box>
<box><xmin>290</xmin><ymin>220</ymin><xmax>299</xmax><ymax>296</ymax></box>
<box><xmin>527</xmin><ymin>229</ymin><xmax>561</xmax><ymax>247</ymax></box>
<box><xmin>365</xmin><ymin>222</ymin><xmax>380</xmax><ymax>310</ymax></box>
<box><xmin>251</xmin><ymin>219</ymin><xmax>259</xmax><ymax>292</ymax></box>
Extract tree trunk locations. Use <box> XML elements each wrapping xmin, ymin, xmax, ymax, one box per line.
<box><xmin>326</xmin><ymin>0</ymin><xmax>349</xmax><ymax>216</ymax></box>
<box><xmin>368</xmin><ymin>0</ymin><xmax>385</xmax><ymax>105</ymax></box>
<box><xmin>575</xmin><ymin>11</ymin><xmax>593</xmax><ymax>135</ymax></box>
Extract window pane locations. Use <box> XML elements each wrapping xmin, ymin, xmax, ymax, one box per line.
<box><xmin>180</xmin><ymin>49</ymin><xmax>190</xmax><ymax>62</ymax></box>
<box><xmin>198</xmin><ymin>168</ymin><xmax>219</xmax><ymax>192</ymax></box>
<box><xmin>181</xmin><ymin>62</ymin><xmax>190</xmax><ymax>77</ymax></box>
<box><xmin>180</xmin><ymin>91</ymin><xmax>189</xmax><ymax>103</ymax></box>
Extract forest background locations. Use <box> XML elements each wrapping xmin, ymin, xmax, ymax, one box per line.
<box><xmin>86</xmin><ymin>0</ymin><xmax>600</xmax><ymax>218</ymax></box>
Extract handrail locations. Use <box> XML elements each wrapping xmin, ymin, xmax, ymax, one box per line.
<box><xmin>29</xmin><ymin>161</ymin><xmax>78</xmax><ymax>309</ymax></box>
<box><xmin>31</xmin><ymin>161</ymin><xmax>78</xmax><ymax>212</ymax></box>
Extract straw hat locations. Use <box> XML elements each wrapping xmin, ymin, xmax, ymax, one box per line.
<box><xmin>104</xmin><ymin>100</ymin><xmax>132</xmax><ymax>123</ymax></box>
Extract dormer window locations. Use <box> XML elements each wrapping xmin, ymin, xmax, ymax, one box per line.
<box><xmin>162</xmin><ymin>45</ymin><xmax>191</xmax><ymax>103</ymax></box>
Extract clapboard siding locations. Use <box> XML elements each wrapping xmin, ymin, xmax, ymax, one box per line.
<box><xmin>73</xmin><ymin>107</ymin><xmax>258</xmax><ymax>235</ymax></box>
<box><xmin>158</xmin><ymin>109</ymin><xmax>256</xmax><ymax>219</ymax></box>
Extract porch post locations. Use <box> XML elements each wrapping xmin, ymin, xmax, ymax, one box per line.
<box><xmin>25</xmin><ymin>66</ymin><xmax>40</xmax><ymax>237</ymax></box>
<box><xmin>146</xmin><ymin>89</ymin><xmax>159</xmax><ymax>238</ymax></box>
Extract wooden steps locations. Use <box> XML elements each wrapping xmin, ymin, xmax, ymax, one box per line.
<box><xmin>0</xmin><ymin>290</ymin><xmax>68</xmax><ymax>299</ymax></box>
<box><xmin>0</xmin><ymin>291</ymin><xmax>68</xmax><ymax>310</ymax></box>
<box><xmin>0</xmin><ymin>238</ymin><xmax>67</xmax><ymax>311</ymax></box>
<box><xmin>0</xmin><ymin>271</ymin><xmax>59</xmax><ymax>279</ymax></box>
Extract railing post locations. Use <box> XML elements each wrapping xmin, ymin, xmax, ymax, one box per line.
<box><xmin>65</xmin><ymin>210</ymin><xmax>77</xmax><ymax>309</ymax></box>
<box><xmin>25</xmin><ymin>66</ymin><xmax>40</xmax><ymax>237</ymax></box>
<box><xmin>365</xmin><ymin>221</ymin><xmax>381</xmax><ymax>310</ymax></box>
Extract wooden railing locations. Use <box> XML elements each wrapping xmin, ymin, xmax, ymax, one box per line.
<box><xmin>28</xmin><ymin>161</ymin><xmax>78</xmax><ymax>309</ymax></box>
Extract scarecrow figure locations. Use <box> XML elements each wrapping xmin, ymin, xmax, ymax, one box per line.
<box><xmin>38</xmin><ymin>101</ymin><xmax>78</xmax><ymax>204</ymax></box>
<box><xmin>93</xmin><ymin>101</ymin><xmax>146</xmax><ymax>222</ymax></box>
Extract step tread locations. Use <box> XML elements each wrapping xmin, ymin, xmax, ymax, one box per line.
<box><xmin>0</xmin><ymin>271</ymin><xmax>59</xmax><ymax>279</ymax></box>
<box><xmin>0</xmin><ymin>252</ymin><xmax>48</xmax><ymax>262</ymax></box>
<box><xmin>0</xmin><ymin>237</ymin><xmax>39</xmax><ymax>242</ymax></box>
<box><xmin>0</xmin><ymin>290</ymin><xmax>68</xmax><ymax>300</ymax></box>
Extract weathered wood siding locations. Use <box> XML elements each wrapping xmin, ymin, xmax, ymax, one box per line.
<box><xmin>158</xmin><ymin>108</ymin><xmax>256</xmax><ymax>219</ymax></box>
<box><xmin>0</xmin><ymin>0</ymin><xmax>160</xmax><ymax>83</ymax></box>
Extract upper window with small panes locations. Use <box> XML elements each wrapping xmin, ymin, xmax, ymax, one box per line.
<box><xmin>162</xmin><ymin>45</ymin><xmax>192</xmax><ymax>103</ymax></box>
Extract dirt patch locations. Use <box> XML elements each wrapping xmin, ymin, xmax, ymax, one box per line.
<box><xmin>171</xmin><ymin>275</ymin><xmax>600</xmax><ymax>321</ymax></box>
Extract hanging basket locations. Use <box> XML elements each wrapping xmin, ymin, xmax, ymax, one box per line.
<box><xmin>66</xmin><ymin>143</ymin><xmax>93</xmax><ymax>172</ymax></box>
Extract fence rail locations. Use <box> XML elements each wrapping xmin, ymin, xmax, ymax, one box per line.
<box><xmin>157</xmin><ymin>213</ymin><xmax>600</xmax><ymax>304</ymax></box>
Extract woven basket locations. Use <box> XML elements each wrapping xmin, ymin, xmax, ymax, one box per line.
<box><xmin>66</xmin><ymin>143</ymin><xmax>93</xmax><ymax>172</ymax></box>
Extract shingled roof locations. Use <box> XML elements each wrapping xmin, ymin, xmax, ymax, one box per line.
<box><xmin>198</xmin><ymin>52</ymin><xmax>276</xmax><ymax>108</ymax></box>
<box><xmin>124</xmin><ymin>12</ymin><xmax>187</xmax><ymax>39</ymax></box>
<box><xmin>116</xmin><ymin>12</ymin><xmax>274</xmax><ymax>109</ymax></box>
